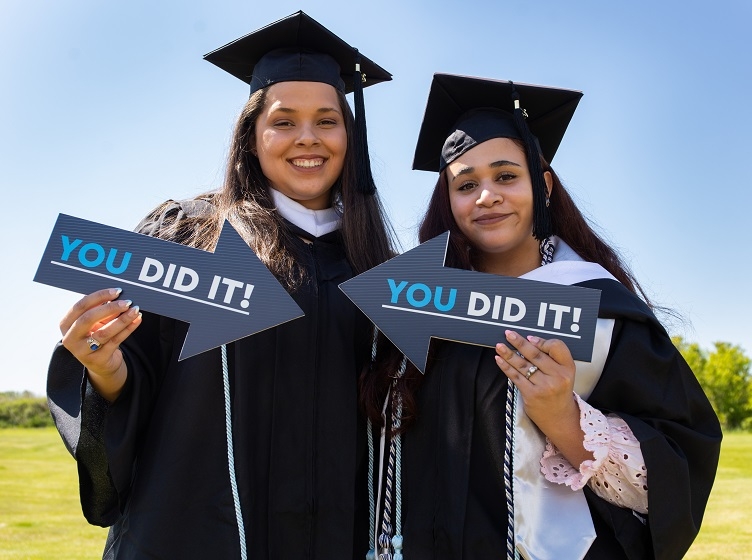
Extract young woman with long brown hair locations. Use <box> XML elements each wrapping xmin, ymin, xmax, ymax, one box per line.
<box><xmin>362</xmin><ymin>73</ymin><xmax>721</xmax><ymax>560</ymax></box>
<box><xmin>47</xmin><ymin>12</ymin><xmax>399</xmax><ymax>559</ymax></box>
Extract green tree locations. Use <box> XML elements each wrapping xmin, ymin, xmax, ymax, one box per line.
<box><xmin>702</xmin><ymin>342</ymin><xmax>752</xmax><ymax>429</ymax></box>
<box><xmin>672</xmin><ymin>336</ymin><xmax>707</xmax><ymax>379</ymax></box>
<box><xmin>673</xmin><ymin>338</ymin><xmax>752</xmax><ymax>430</ymax></box>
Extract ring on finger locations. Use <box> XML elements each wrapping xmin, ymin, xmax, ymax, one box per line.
<box><xmin>525</xmin><ymin>365</ymin><xmax>538</xmax><ymax>380</ymax></box>
<box><xmin>86</xmin><ymin>336</ymin><xmax>101</xmax><ymax>352</ymax></box>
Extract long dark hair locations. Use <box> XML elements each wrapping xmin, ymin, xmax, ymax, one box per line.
<box><xmin>141</xmin><ymin>85</ymin><xmax>397</xmax><ymax>290</ymax></box>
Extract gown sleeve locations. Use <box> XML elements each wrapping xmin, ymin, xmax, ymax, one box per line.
<box><xmin>47</xmin><ymin>344</ymin><xmax>118</xmax><ymax>525</ymax></box>
<box><xmin>46</xmin><ymin>199</ymin><xmax>209</xmax><ymax>526</ymax></box>
<box><xmin>47</xmin><ymin>310</ymin><xmax>168</xmax><ymax>526</ymax></box>
<box><xmin>541</xmin><ymin>395</ymin><xmax>649</xmax><ymax>514</ymax></box>
<box><xmin>581</xmin><ymin>299</ymin><xmax>721</xmax><ymax>559</ymax></box>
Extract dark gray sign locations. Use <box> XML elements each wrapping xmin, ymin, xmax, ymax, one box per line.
<box><xmin>340</xmin><ymin>231</ymin><xmax>601</xmax><ymax>373</ymax></box>
<box><xmin>34</xmin><ymin>214</ymin><xmax>303</xmax><ymax>360</ymax></box>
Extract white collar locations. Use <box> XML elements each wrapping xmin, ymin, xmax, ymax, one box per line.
<box><xmin>519</xmin><ymin>237</ymin><xmax>617</xmax><ymax>285</ymax></box>
<box><xmin>270</xmin><ymin>188</ymin><xmax>341</xmax><ymax>237</ymax></box>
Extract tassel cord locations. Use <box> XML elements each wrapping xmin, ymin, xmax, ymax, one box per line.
<box><xmin>222</xmin><ymin>344</ymin><xmax>247</xmax><ymax>560</ymax></box>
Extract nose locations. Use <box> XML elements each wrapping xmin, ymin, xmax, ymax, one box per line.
<box><xmin>295</xmin><ymin>122</ymin><xmax>320</xmax><ymax>146</ymax></box>
<box><xmin>476</xmin><ymin>185</ymin><xmax>502</xmax><ymax>207</ymax></box>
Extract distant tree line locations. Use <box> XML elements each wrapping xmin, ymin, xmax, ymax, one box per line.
<box><xmin>673</xmin><ymin>338</ymin><xmax>752</xmax><ymax>431</ymax></box>
<box><xmin>2</xmin><ymin>340</ymin><xmax>750</xmax><ymax>431</ymax></box>
<box><xmin>0</xmin><ymin>391</ymin><xmax>53</xmax><ymax>428</ymax></box>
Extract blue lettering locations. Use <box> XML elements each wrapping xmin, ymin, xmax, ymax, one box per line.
<box><xmin>433</xmin><ymin>286</ymin><xmax>457</xmax><ymax>312</ymax></box>
<box><xmin>388</xmin><ymin>279</ymin><xmax>409</xmax><ymax>304</ymax></box>
<box><xmin>60</xmin><ymin>236</ymin><xmax>82</xmax><ymax>261</ymax></box>
<box><xmin>78</xmin><ymin>243</ymin><xmax>105</xmax><ymax>268</ymax></box>
<box><xmin>406</xmin><ymin>283</ymin><xmax>431</xmax><ymax>308</ymax></box>
<box><xmin>105</xmin><ymin>249</ymin><xmax>132</xmax><ymax>274</ymax></box>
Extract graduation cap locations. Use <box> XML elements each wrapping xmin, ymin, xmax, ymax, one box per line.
<box><xmin>412</xmin><ymin>73</ymin><xmax>583</xmax><ymax>240</ymax></box>
<box><xmin>204</xmin><ymin>11</ymin><xmax>393</xmax><ymax>195</ymax></box>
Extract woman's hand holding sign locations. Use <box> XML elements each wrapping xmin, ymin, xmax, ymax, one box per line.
<box><xmin>59</xmin><ymin>287</ymin><xmax>142</xmax><ymax>402</ymax></box>
<box><xmin>495</xmin><ymin>330</ymin><xmax>594</xmax><ymax>468</ymax></box>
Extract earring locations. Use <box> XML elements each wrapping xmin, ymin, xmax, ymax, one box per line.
<box><xmin>545</xmin><ymin>197</ymin><xmax>550</xmax><ymax>208</ymax></box>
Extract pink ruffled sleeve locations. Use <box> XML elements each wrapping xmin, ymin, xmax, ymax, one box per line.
<box><xmin>540</xmin><ymin>393</ymin><xmax>649</xmax><ymax>514</ymax></box>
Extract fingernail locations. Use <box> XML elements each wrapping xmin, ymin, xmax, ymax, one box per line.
<box><xmin>496</xmin><ymin>343</ymin><xmax>509</xmax><ymax>354</ymax></box>
<box><xmin>118</xmin><ymin>299</ymin><xmax>133</xmax><ymax>309</ymax></box>
<box><xmin>111</xmin><ymin>288</ymin><xmax>123</xmax><ymax>297</ymax></box>
<box><xmin>505</xmin><ymin>330</ymin><xmax>517</xmax><ymax>341</ymax></box>
<box><xmin>130</xmin><ymin>306</ymin><xmax>140</xmax><ymax>316</ymax></box>
<box><xmin>527</xmin><ymin>335</ymin><xmax>540</xmax><ymax>344</ymax></box>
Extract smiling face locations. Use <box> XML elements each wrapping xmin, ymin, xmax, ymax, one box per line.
<box><xmin>254</xmin><ymin>81</ymin><xmax>347</xmax><ymax>210</ymax></box>
<box><xmin>447</xmin><ymin>137</ymin><xmax>551</xmax><ymax>276</ymax></box>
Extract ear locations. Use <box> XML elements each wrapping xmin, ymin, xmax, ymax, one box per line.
<box><xmin>543</xmin><ymin>171</ymin><xmax>553</xmax><ymax>199</ymax></box>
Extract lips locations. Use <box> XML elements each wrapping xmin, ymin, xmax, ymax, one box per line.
<box><xmin>475</xmin><ymin>212</ymin><xmax>510</xmax><ymax>225</ymax></box>
<box><xmin>290</xmin><ymin>157</ymin><xmax>325</xmax><ymax>169</ymax></box>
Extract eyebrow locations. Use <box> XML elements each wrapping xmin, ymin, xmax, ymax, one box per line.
<box><xmin>450</xmin><ymin>159</ymin><xmax>522</xmax><ymax>182</ymax></box>
<box><xmin>272</xmin><ymin>106</ymin><xmax>342</xmax><ymax>115</ymax></box>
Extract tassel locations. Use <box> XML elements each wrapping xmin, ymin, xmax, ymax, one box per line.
<box><xmin>510</xmin><ymin>83</ymin><xmax>552</xmax><ymax>240</ymax></box>
<box><xmin>375</xmin><ymin>357</ymin><xmax>407</xmax><ymax>560</ymax></box>
<box><xmin>353</xmin><ymin>50</ymin><xmax>377</xmax><ymax>196</ymax></box>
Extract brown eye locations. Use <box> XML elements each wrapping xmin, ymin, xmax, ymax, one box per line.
<box><xmin>497</xmin><ymin>172</ymin><xmax>516</xmax><ymax>182</ymax></box>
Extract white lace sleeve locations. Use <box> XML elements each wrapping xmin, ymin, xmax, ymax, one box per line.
<box><xmin>540</xmin><ymin>393</ymin><xmax>648</xmax><ymax>514</ymax></box>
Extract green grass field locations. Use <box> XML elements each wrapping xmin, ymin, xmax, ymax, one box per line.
<box><xmin>0</xmin><ymin>428</ymin><xmax>750</xmax><ymax>559</ymax></box>
<box><xmin>0</xmin><ymin>428</ymin><xmax>108</xmax><ymax>559</ymax></box>
<box><xmin>683</xmin><ymin>431</ymin><xmax>752</xmax><ymax>559</ymax></box>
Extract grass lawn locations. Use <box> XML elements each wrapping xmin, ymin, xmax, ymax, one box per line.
<box><xmin>684</xmin><ymin>431</ymin><xmax>752</xmax><ymax>559</ymax></box>
<box><xmin>0</xmin><ymin>427</ymin><xmax>750</xmax><ymax>558</ymax></box>
<box><xmin>0</xmin><ymin>427</ymin><xmax>108</xmax><ymax>559</ymax></box>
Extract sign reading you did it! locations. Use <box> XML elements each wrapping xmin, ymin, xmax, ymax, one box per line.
<box><xmin>339</xmin><ymin>231</ymin><xmax>602</xmax><ymax>373</ymax></box>
<box><xmin>34</xmin><ymin>214</ymin><xmax>303</xmax><ymax>360</ymax></box>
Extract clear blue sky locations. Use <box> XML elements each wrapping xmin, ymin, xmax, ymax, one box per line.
<box><xmin>2</xmin><ymin>0</ymin><xmax>750</xmax><ymax>395</ymax></box>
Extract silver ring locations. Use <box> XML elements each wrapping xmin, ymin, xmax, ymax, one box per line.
<box><xmin>86</xmin><ymin>336</ymin><xmax>101</xmax><ymax>351</ymax></box>
<box><xmin>525</xmin><ymin>365</ymin><xmax>538</xmax><ymax>380</ymax></box>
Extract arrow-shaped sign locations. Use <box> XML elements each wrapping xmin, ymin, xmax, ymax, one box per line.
<box><xmin>34</xmin><ymin>214</ymin><xmax>303</xmax><ymax>360</ymax></box>
<box><xmin>340</xmin><ymin>231</ymin><xmax>601</xmax><ymax>373</ymax></box>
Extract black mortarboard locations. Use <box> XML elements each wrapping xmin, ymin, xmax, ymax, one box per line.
<box><xmin>204</xmin><ymin>11</ymin><xmax>392</xmax><ymax>196</ymax></box>
<box><xmin>412</xmin><ymin>73</ymin><xmax>583</xmax><ymax>239</ymax></box>
<box><xmin>413</xmin><ymin>74</ymin><xmax>582</xmax><ymax>172</ymax></box>
<box><xmin>203</xmin><ymin>11</ymin><xmax>392</xmax><ymax>95</ymax></box>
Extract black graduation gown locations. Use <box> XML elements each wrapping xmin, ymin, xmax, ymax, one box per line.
<box><xmin>47</xmin><ymin>219</ymin><xmax>371</xmax><ymax>559</ymax></box>
<box><xmin>388</xmin><ymin>278</ymin><xmax>721</xmax><ymax>560</ymax></box>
